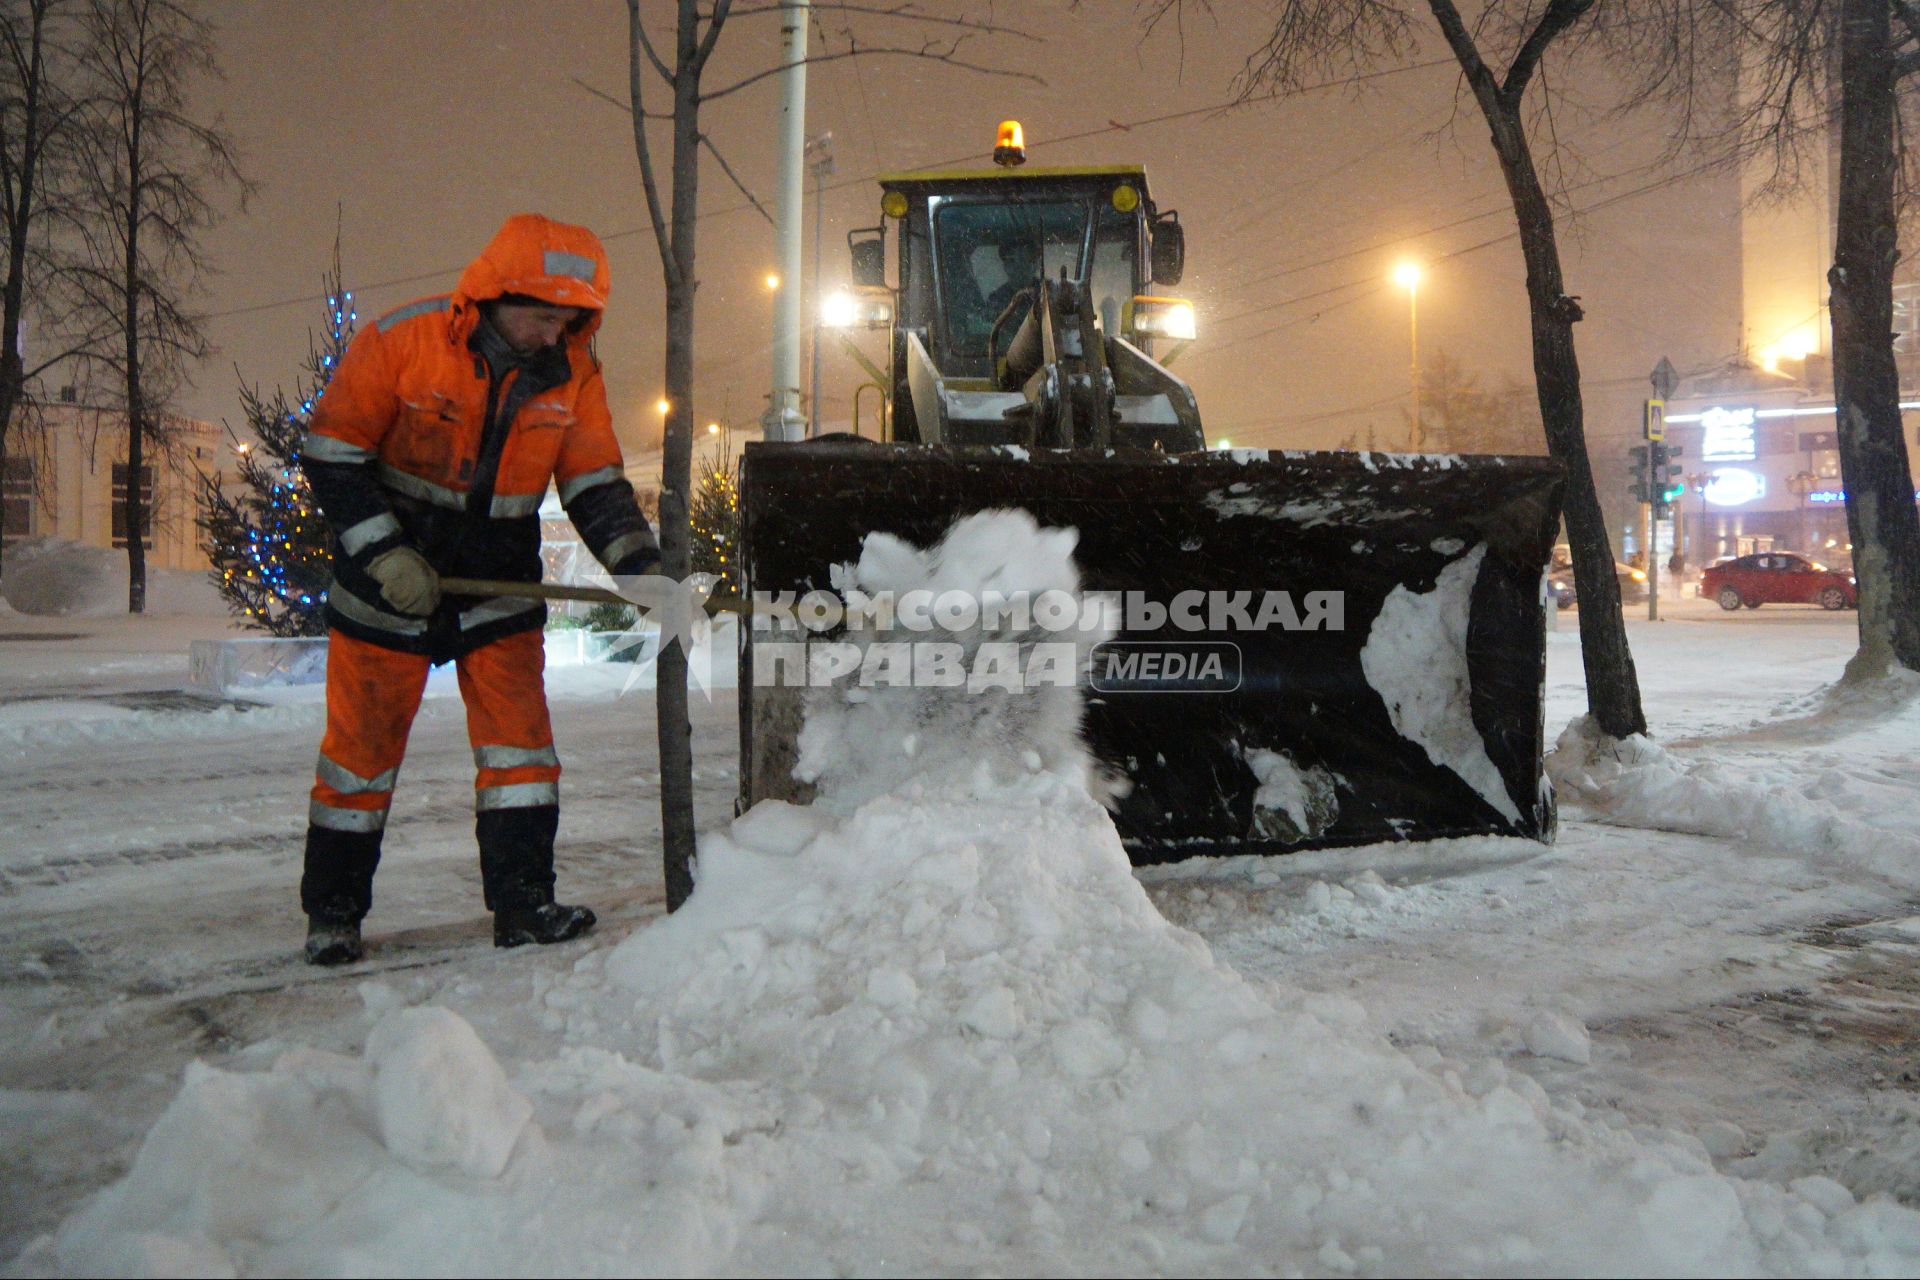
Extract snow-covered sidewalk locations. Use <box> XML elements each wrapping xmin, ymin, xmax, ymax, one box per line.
<box><xmin>6</xmin><ymin>586</ymin><xmax>1920</xmax><ymax>1274</ymax></box>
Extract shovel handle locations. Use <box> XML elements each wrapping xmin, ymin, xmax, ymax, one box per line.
<box><xmin>439</xmin><ymin>576</ymin><xmax>749</xmax><ymax>615</ymax></box>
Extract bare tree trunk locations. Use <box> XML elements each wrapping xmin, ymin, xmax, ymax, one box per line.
<box><xmin>0</xmin><ymin>235</ymin><xmax>23</xmax><ymax>590</ymax></box>
<box><xmin>122</xmin><ymin>97</ymin><xmax>146</xmax><ymax>614</ymax></box>
<box><xmin>0</xmin><ymin>354</ymin><xmax>18</xmax><ymax>591</ymax></box>
<box><xmin>1829</xmin><ymin>0</ymin><xmax>1920</xmax><ymax>677</ymax></box>
<box><xmin>1</xmin><ymin>0</ymin><xmax>55</xmax><ymax>591</ymax></box>
<box><xmin>1497</xmin><ymin>120</ymin><xmax>1646</xmax><ymax>736</ymax></box>
<box><xmin>630</xmin><ymin>0</ymin><xmax>719</xmax><ymax>912</ymax></box>
<box><xmin>654</xmin><ymin>8</ymin><xmax>703</xmax><ymax>912</ymax></box>
<box><xmin>1429</xmin><ymin>0</ymin><xmax>1647</xmax><ymax>738</ymax></box>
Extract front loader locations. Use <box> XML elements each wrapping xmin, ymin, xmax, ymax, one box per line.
<box><xmin>738</xmin><ymin>122</ymin><xmax>1565</xmax><ymax>862</ymax></box>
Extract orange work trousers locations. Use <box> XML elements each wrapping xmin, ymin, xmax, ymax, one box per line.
<box><xmin>308</xmin><ymin>627</ymin><xmax>560</xmax><ymax>835</ymax></box>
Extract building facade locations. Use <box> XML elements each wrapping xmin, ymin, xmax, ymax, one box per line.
<box><xmin>2</xmin><ymin>402</ymin><xmax>225</xmax><ymax>572</ymax></box>
<box><xmin>1653</xmin><ymin>113</ymin><xmax>1920</xmax><ymax>572</ymax></box>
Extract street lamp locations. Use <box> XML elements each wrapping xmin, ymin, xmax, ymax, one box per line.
<box><xmin>1391</xmin><ymin>261</ymin><xmax>1423</xmax><ymax>449</ymax></box>
<box><xmin>1392</xmin><ymin>260</ymin><xmax>1423</xmax><ymax>450</ymax></box>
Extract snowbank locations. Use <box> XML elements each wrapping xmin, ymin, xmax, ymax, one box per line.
<box><xmin>1548</xmin><ymin>676</ymin><xmax>1920</xmax><ymax>887</ymax></box>
<box><xmin>0</xmin><ymin>696</ymin><xmax>327</xmax><ymax>755</ymax></box>
<box><xmin>2</xmin><ymin>537</ymin><xmax>224</xmax><ymax>617</ymax></box>
<box><xmin>38</xmin><ymin>514</ymin><xmax>1920</xmax><ymax>1276</ymax></box>
<box><xmin>48</xmin><ymin>755</ymin><xmax>1920</xmax><ymax>1274</ymax></box>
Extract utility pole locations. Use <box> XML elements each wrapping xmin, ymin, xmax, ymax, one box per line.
<box><xmin>806</xmin><ymin>131</ymin><xmax>835</xmax><ymax>438</ymax></box>
<box><xmin>761</xmin><ymin>0</ymin><xmax>809</xmax><ymax>442</ymax></box>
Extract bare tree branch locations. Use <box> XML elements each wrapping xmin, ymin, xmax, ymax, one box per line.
<box><xmin>1891</xmin><ymin>0</ymin><xmax>1920</xmax><ymax>49</ymax></box>
<box><xmin>700</xmin><ymin>132</ymin><xmax>774</xmax><ymax>225</ymax></box>
<box><xmin>692</xmin><ymin>0</ymin><xmax>734</xmax><ymax>72</ymax></box>
<box><xmin>569</xmin><ymin>73</ymin><xmax>670</xmax><ymax>119</ymax></box>
<box><xmin>1501</xmin><ymin>0</ymin><xmax>1595</xmax><ymax>103</ymax></box>
<box><xmin>1424</xmin><ymin>0</ymin><xmax>1500</xmax><ymax>116</ymax></box>
<box><xmin>635</xmin><ymin>6</ymin><xmax>675</xmax><ymax>86</ymax></box>
<box><xmin>626</xmin><ymin>0</ymin><xmax>678</xmax><ymax>292</ymax></box>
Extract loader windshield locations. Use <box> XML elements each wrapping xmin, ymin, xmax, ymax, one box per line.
<box><xmin>931</xmin><ymin>198</ymin><xmax>1137</xmax><ymax>361</ymax></box>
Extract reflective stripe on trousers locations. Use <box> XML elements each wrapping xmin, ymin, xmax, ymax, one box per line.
<box><xmin>458</xmin><ymin>629</ymin><xmax>560</xmax><ymax>811</ymax></box>
<box><xmin>308</xmin><ymin>627</ymin><xmax>560</xmax><ymax>833</ymax></box>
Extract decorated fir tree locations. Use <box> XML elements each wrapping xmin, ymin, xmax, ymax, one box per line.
<box><xmin>689</xmin><ymin>453</ymin><xmax>741</xmax><ymax>598</ymax></box>
<box><xmin>197</xmin><ymin>254</ymin><xmax>355</xmax><ymax>635</ymax></box>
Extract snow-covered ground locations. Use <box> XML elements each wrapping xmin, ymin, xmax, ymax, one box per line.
<box><xmin>5</xmin><ymin>541</ymin><xmax>1920</xmax><ymax>1275</ymax></box>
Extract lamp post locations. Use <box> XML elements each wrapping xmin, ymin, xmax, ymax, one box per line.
<box><xmin>805</xmin><ymin>132</ymin><xmax>835</xmax><ymax>438</ymax></box>
<box><xmin>1391</xmin><ymin>261</ymin><xmax>1423</xmax><ymax>451</ymax></box>
<box><xmin>760</xmin><ymin>0</ymin><xmax>809</xmax><ymax>443</ymax></box>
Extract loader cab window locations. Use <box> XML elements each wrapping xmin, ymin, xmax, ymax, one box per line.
<box><xmin>931</xmin><ymin>198</ymin><xmax>1138</xmax><ymax>363</ymax></box>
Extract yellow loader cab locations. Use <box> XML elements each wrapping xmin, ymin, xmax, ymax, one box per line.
<box><xmin>844</xmin><ymin>163</ymin><xmax>1203</xmax><ymax>450</ymax></box>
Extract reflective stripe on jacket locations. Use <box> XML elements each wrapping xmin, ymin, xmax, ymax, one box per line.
<box><xmin>301</xmin><ymin>214</ymin><xmax>658</xmax><ymax>660</ymax></box>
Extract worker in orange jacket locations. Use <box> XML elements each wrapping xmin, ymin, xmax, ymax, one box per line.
<box><xmin>298</xmin><ymin>214</ymin><xmax>659</xmax><ymax>965</ymax></box>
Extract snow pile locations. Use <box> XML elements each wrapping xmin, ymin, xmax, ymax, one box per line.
<box><xmin>38</xmin><ymin>513</ymin><xmax>1920</xmax><ymax>1276</ymax></box>
<box><xmin>1360</xmin><ymin>545</ymin><xmax>1522</xmax><ymax>823</ymax></box>
<box><xmin>1245</xmin><ymin>747</ymin><xmax>1339</xmax><ymax>841</ymax></box>
<box><xmin>0</xmin><ymin>697</ymin><xmax>326</xmax><ymax>754</ymax></box>
<box><xmin>1145</xmin><ymin>855</ymin><xmax>1463</xmax><ymax>960</ymax></box>
<box><xmin>364</xmin><ymin>1007</ymin><xmax>533</xmax><ymax>1178</ymax></box>
<box><xmin>1</xmin><ymin>537</ymin><xmax>224</xmax><ymax>617</ymax></box>
<box><xmin>1548</xmin><ymin>707</ymin><xmax>1920</xmax><ymax>884</ymax></box>
<box><xmin>797</xmin><ymin>509</ymin><xmax>1115</xmax><ymax>810</ymax></box>
<box><xmin>47</xmin><ymin>1009</ymin><xmax>557</xmax><ymax>1276</ymax></box>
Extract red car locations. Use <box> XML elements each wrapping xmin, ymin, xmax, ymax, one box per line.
<box><xmin>1701</xmin><ymin>553</ymin><xmax>1857</xmax><ymax>611</ymax></box>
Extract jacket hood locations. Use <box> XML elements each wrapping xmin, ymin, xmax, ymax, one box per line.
<box><xmin>452</xmin><ymin>213</ymin><xmax>610</xmax><ymax>344</ymax></box>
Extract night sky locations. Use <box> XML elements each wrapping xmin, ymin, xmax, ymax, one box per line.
<box><xmin>185</xmin><ymin>0</ymin><xmax>1742</xmax><ymax>471</ymax></box>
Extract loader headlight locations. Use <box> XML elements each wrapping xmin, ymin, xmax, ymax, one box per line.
<box><xmin>823</xmin><ymin>287</ymin><xmax>893</xmax><ymax>330</ymax></box>
<box><xmin>1111</xmin><ymin>183</ymin><xmax>1140</xmax><ymax>213</ymax></box>
<box><xmin>1128</xmin><ymin>295</ymin><xmax>1197</xmax><ymax>342</ymax></box>
<box><xmin>881</xmin><ymin>190</ymin><xmax>909</xmax><ymax>219</ymax></box>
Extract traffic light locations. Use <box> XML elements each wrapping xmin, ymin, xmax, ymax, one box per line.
<box><xmin>1651</xmin><ymin>442</ymin><xmax>1683</xmax><ymax>513</ymax></box>
<box><xmin>1628</xmin><ymin>444</ymin><xmax>1651</xmax><ymax>504</ymax></box>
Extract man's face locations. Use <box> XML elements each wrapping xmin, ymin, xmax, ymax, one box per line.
<box><xmin>492</xmin><ymin>300</ymin><xmax>589</xmax><ymax>353</ymax></box>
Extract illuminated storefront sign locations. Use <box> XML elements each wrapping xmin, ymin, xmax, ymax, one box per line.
<box><xmin>1807</xmin><ymin>489</ymin><xmax>1846</xmax><ymax>504</ymax></box>
<box><xmin>1700</xmin><ymin>406</ymin><xmax>1759</xmax><ymax>462</ymax></box>
<box><xmin>1703</xmin><ymin>467</ymin><xmax>1767</xmax><ymax>507</ymax></box>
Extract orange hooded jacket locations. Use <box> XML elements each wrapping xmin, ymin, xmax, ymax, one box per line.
<box><xmin>302</xmin><ymin>214</ymin><xmax>657</xmax><ymax>660</ymax></box>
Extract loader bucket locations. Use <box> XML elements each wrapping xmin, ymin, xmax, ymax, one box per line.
<box><xmin>738</xmin><ymin>442</ymin><xmax>1565</xmax><ymax>862</ymax></box>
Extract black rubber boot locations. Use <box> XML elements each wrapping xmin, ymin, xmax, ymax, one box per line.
<box><xmin>493</xmin><ymin>902</ymin><xmax>597</xmax><ymax>948</ymax></box>
<box><xmin>304</xmin><ymin>917</ymin><xmax>364</xmax><ymax>966</ymax></box>
<box><xmin>477</xmin><ymin>806</ymin><xmax>597</xmax><ymax>949</ymax></box>
<box><xmin>301</xmin><ymin>825</ymin><xmax>382</xmax><ymax>965</ymax></box>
